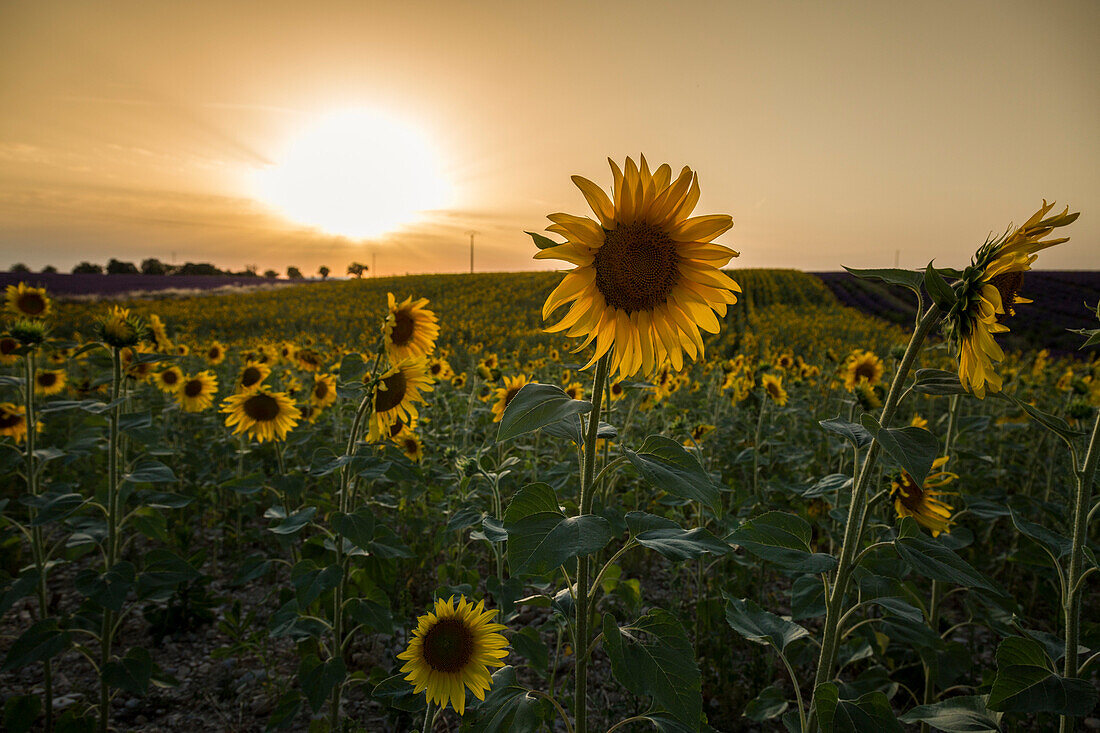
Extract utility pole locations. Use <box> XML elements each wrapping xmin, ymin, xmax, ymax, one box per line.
<box><xmin>466</xmin><ymin>231</ymin><xmax>478</xmax><ymax>274</ymax></box>
<box><xmin>894</xmin><ymin>249</ymin><xmax>900</xmax><ymax>267</ymax></box>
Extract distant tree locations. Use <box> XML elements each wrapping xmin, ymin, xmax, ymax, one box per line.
<box><xmin>107</xmin><ymin>258</ymin><xmax>139</xmax><ymax>275</ymax></box>
<box><xmin>10</xmin><ymin>263</ymin><xmax>29</xmax><ymax>273</ymax></box>
<box><xmin>173</xmin><ymin>262</ymin><xmax>222</xmax><ymax>276</ymax></box>
<box><xmin>141</xmin><ymin>258</ymin><xmax>169</xmax><ymax>275</ymax></box>
<box><xmin>41</xmin><ymin>265</ymin><xmax>57</xmax><ymax>274</ymax></box>
<box><xmin>318</xmin><ymin>265</ymin><xmax>330</xmax><ymax>280</ymax></box>
<box><xmin>245</xmin><ymin>264</ymin><xmax>258</xmax><ymax>276</ymax></box>
<box><xmin>346</xmin><ymin>262</ymin><xmax>367</xmax><ymax>278</ymax></box>
<box><xmin>73</xmin><ymin>262</ymin><xmax>103</xmax><ymax>274</ymax></box>
<box><xmin>263</xmin><ymin>269</ymin><xmax>279</xmax><ymax>279</ymax></box>
<box><xmin>287</xmin><ymin>266</ymin><xmax>304</xmax><ymax>280</ymax></box>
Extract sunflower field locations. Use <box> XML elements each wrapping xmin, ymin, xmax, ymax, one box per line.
<box><xmin>1</xmin><ymin>164</ymin><xmax>1099</xmax><ymax>733</ymax></box>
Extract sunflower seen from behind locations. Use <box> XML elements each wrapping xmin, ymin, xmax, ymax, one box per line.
<box><xmin>397</xmin><ymin>595</ymin><xmax>509</xmax><ymax>715</ymax></box>
<box><xmin>177</xmin><ymin>371</ymin><xmax>218</xmax><ymax>413</ymax></box>
<box><xmin>368</xmin><ymin>357</ymin><xmax>434</xmax><ymax>442</ymax></box>
<box><xmin>221</xmin><ymin>388</ymin><xmax>301</xmax><ymax>443</ymax></box>
<box><xmin>536</xmin><ymin>155</ymin><xmax>739</xmax><ymax>380</ymax></box>
<box><xmin>945</xmin><ymin>200</ymin><xmax>1078</xmax><ymax>398</ymax></box>
<box><xmin>384</xmin><ymin>293</ymin><xmax>439</xmax><ymax>361</ymax></box>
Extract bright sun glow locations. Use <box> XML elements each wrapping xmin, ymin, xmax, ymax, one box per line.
<box><xmin>252</xmin><ymin>108</ymin><xmax>450</xmax><ymax>240</ymax></box>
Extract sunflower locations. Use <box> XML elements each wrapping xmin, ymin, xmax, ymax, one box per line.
<box><xmin>155</xmin><ymin>366</ymin><xmax>185</xmax><ymax>393</ymax></box>
<box><xmin>761</xmin><ymin>373</ymin><xmax>788</xmax><ymax>406</ymax></box>
<box><xmin>384</xmin><ymin>293</ymin><xmax>440</xmax><ymax>361</ymax></box>
<box><xmin>206</xmin><ymin>341</ymin><xmax>226</xmax><ymax>365</ymax></box>
<box><xmin>278</xmin><ymin>342</ymin><xmax>297</xmax><ymax>363</ymax></box>
<box><xmin>176</xmin><ymin>371</ymin><xmax>218</xmax><ymax>412</ymax></box>
<box><xmin>368</xmin><ymin>357</ymin><xmax>434</xmax><ymax>441</ymax></box>
<box><xmin>564</xmin><ymin>382</ymin><xmax>585</xmax><ymax>401</ymax></box>
<box><xmin>235</xmin><ymin>362</ymin><xmax>271</xmax><ymax>393</ymax></box>
<box><xmin>451</xmin><ymin>372</ymin><xmax>467</xmax><ymax>389</ymax></box>
<box><xmin>397</xmin><ymin>596</ymin><xmax>509</xmax><ymax>715</ymax></box>
<box><xmin>310</xmin><ymin>373</ymin><xmax>337</xmax><ymax>410</ymax></box>
<box><xmin>0</xmin><ymin>335</ymin><xmax>19</xmax><ymax>365</ymax></box>
<box><xmin>774</xmin><ymin>353</ymin><xmax>795</xmax><ymax>370</ymax></box>
<box><xmin>221</xmin><ymin>388</ymin><xmax>301</xmax><ymax>443</ymax></box>
<box><xmin>175</xmin><ymin>344</ymin><xmax>189</xmax><ymax>356</ymax></box>
<box><xmin>0</xmin><ymin>403</ymin><xmax>30</xmax><ymax>443</ymax></box>
<box><xmin>428</xmin><ymin>357</ymin><xmax>454</xmax><ymax>382</ymax></box>
<box><xmin>395</xmin><ymin>429</ymin><xmax>424</xmax><ymax>462</ymax></box>
<box><xmin>891</xmin><ymin>456</ymin><xmax>957</xmax><ymax>536</ymax></box>
<box><xmin>537</xmin><ymin>156</ymin><xmax>740</xmax><ymax>380</ymax></box>
<box><xmin>97</xmin><ymin>306</ymin><xmax>145</xmax><ymax>348</ymax></box>
<box><xmin>608</xmin><ymin>380</ymin><xmax>626</xmax><ymax>401</ymax></box>
<box><xmin>685</xmin><ymin>423</ymin><xmax>716</xmax><ymax>446</ymax></box>
<box><xmin>148</xmin><ymin>314</ymin><xmax>173</xmax><ymax>352</ymax></box>
<box><xmin>295</xmin><ymin>348</ymin><xmax>324</xmax><ymax>372</ymax></box>
<box><xmin>121</xmin><ymin>344</ymin><xmax>156</xmax><ymax>381</ymax></box>
<box><xmin>491</xmin><ymin>374</ymin><xmax>532</xmax><ymax>423</ymax></box>
<box><xmin>947</xmin><ymin>200</ymin><xmax>1078</xmax><ymax>398</ymax></box>
<box><xmin>5</xmin><ymin>283</ymin><xmax>51</xmax><ymax>319</ymax></box>
<box><xmin>843</xmin><ymin>349</ymin><xmax>884</xmax><ymax>391</ymax></box>
<box><xmin>910</xmin><ymin>415</ymin><xmax>929</xmax><ymax>430</ymax></box>
<box><xmin>34</xmin><ymin>369</ymin><xmax>67</xmax><ymax>396</ymax></box>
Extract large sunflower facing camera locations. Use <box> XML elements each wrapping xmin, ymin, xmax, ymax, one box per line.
<box><xmin>536</xmin><ymin>155</ymin><xmax>740</xmax><ymax>380</ymax></box>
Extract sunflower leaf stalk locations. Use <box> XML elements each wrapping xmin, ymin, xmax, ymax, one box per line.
<box><xmin>98</xmin><ymin>345</ymin><xmax>124</xmax><ymax>733</ymax></box>
<box><xmin>809</xmin><ymin>303</ymin><xmax>941</xmax><ymax>724</ymax></box>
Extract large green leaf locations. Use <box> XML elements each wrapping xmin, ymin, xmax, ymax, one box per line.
<box><xmin>496</xmin><ymin>383</ymin><xmax>591</xmax><ymax>443</ymax></box>
<box><xmin>332</xmin><ymin>508</ymin><xmax>376</xmax><ymax>550</ymax></box>
<box><xmin>912</xmin><ymin>369</ymin><xmax>968</xmax><ymax>396</ymax></box>
<box><xmin>843</xmin><ymin>266</ymin><xmax>924</xmax><ymax>293</ymax></box>
<box><xmin>291</xmin><ymin>560</ymin><xmax>342</xmax><ymax>607</ymax></box>
<box><xmin>899</xmin><ymin>695</ymin><xmax>1002</xmax><ymax>732</ymax></box>
<box><xmin>467</xmin><ymin>666</ymin><xmax>546</xmax><ymax>733</ymax></box>
<box><xmin>1009</xmin><ymin>509</ymin><xmax>1071</xmax><ymax>561</ymax></box>
<box><xmin>122</xmin><ymin>459</ymin><xmax>177</xmax><ymax>484</ymax></box>
<box><xmin>819</xmin><ymin>417</ymin><xmax>873</xmax><ymax>450</ymax></box>
<box><xmin>75</xmin><ymin>562</ymin><xmax>135</xmax><ymax>612</ymax></box>
<box><xmin>745</xmin><ymin>684</ymin><xmax>789</xmax><ymax>722</ymax></box>
<box><xmin>103</xmin><ymin>647</ymin><xmax>156</xmax><ymax>697</ymax></box>
<box><xmin>996</xmin><ymin>393</ymin><xmax>1085</xmax><ymax>443</ymax></box>
<box><xmin>1</xmin><ymin>619</ymin><xmax>72</xmax><ymax>671</ymax></box>
<box><xmin>724</xmin><ymin>595</ymin><xmax>808</xmax><ymax>651</ymax></box>
<box><xmin>603</xmin><ymin>610</ymin><xmax>702</xmax><ymax>727</ymax></box>
<box><xmin>22</xmin><ymin>491</ymin><xmax>84</xmax><ymax>526</ymax></box>
<box><xmin>636</xmin><ymin>526</ymin><xmax>730</xmax><ymax>562</ymax></box>
<box><xmin>298</xmin><ymin>654</ymin><xmax>346</xmax><ymax>713</ymax></box>
<box><xmin>623</xmin><ymin>435</ymin><xmax>720</xmax><ymax>506</ymax></box>
<box><xmin>861</xmin><ymin>416</ymin><xmax>939</xmax><ymax>486</ymax></box>
<box><xmin>894</xmin><ymin>534</ymin><xmax>1002</xmax><ymax>596</ymax></box>
<box><xmin>987</xmin><ymin>636</ymin><xmax>1098</xmax><ymax>716</ymax></box>
<box><xmin>729</xmin><ymin>511</ymin><xmax>837</xmax><ymax>573</ymax></box>
<box><xmin>267</xmin><ymin>506</ymin><xmax>317</xmax><ymax>535</ymax></box>
<box><xmin>924</xmin><ymin>261</ymin><xmax>958</xmax><ymax>309</ymax></box>
<box><xmin>815</xmin><ymin>683</ymin><xmax>902</xmax><ymax>732</ymax></box>
<box><xmin>504</xmin><ymin>483</ymin><xmax>611</xmax><ymax>575</ymax></box>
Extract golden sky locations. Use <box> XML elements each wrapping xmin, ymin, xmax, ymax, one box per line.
<box><xmin>1</xmin><ymin>0</ymin><xmax>1097</xmax><ymax>275</ymax></box>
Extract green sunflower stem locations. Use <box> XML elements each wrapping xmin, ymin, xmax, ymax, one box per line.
<box><xmin>1060</xmin><ymin>407</ymin><xmax>1100</xmax><ymax>733</ymax></box>
<box><xmin>421</xmin><ymin>700</ymin><xmax>436</xmax><ymax>732</ymax></box>
<box><xmin>99</xmin><ymin>346</ymin><xmax>123</xmax><ymax>733</ymax></box>
<box><xmin>574</xmin><ymin>353</ymin><xmax>610</xmax><ymax>733</ymax></box>
<box><xmin>809</xmin><ymin>303</ymin><xmax>940</xmax><ymax>730</ymax></box>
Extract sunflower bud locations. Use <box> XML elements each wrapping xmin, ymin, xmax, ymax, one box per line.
<box><xmin>9</xmin><ymin>318</ymin><xmax>48</xmax><ymax>346</ymax></box>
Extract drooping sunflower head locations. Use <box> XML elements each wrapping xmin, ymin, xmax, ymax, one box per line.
<box><xmin>34</xmin><ymin>369</ymin><xmax>68</xmax><ymax>396</ymax></box>
<box><xmin>147</xmin><ymin>313</ymin><xmax>173</xmax><ymax>352</ymax></box>
<box><xmin>843</xmin><ymin>349</ymin><xmax>884</xmax><ymax>392</ymax></box>
<box><xmin>761</xmin><ymin>373</ymin><xmax>788</xmax><ymax>406</ymax></box>
<box><xmin>384</xmin><ymin>293</ymin><xmax>440</xmax><ymax>361</ymax></box>
<box><xmin>891</xmin><ymin>455</ymin><xmax>957</xmax><ymax>536</ymax></box>
<box><xmin>155</xmin><ymin>366</ymin><xmax>185</xmax><ymax>393</ymax></box>
<box><xmin>396</xmin><ymin>595</ymin><xmax>509</xmax><ymax>715</ymax></box>
<box><xmin>176</xmin><ymin>371</ymin><xmax>218</xmax><ymax>413</ymax></box>
<box><xmin>206</xmin><ymin>341</ymin><xmax>226</xmax><ymax>365</ymax></box>
<box><xmin>0</xmin><ymin>402</ymin><xmax>30</xmax><ymax>443</ymax></box>
<box><xmin>236</xmin><ymin>361</ymin><xmax>271</xmax><ymax>393</ymax></box>
<box><xmin>5</xmin><ymin>283</ymin><xmax>51</xmax><ymax>319</ymax></box>
<box><xmin>491</xmin><ymin>374</ymin><xmax>532</xmax><ymax>423</ymax></box>
<box><xmin>310</xmin><ymin>373</ymin><xmax>337</xmax><ymax>409</ymax></box>
<box><xmin>947</xmin><ymin>200</ymin><xmax>1078</xmax><ymax>399</ymax></box>
<box><xmin>536</xmin><ymin>155</ymin><xmax>740</xmax><ymax>380</ymax></box>
<box><xmin>221</xmin><ymin>388</ymin><xmax>301</xmax><ymax>443</ymax></box>
<box><xmin>368</xmin><ymin>357</ymin><xmax>434</xmax><ymax>441</ymax></box>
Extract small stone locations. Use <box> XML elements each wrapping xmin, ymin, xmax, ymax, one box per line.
<box><xmin>125</xmin><ymin>698</ymin><xmax>139</xmax><ymax>709</ymax></box>
<box><xmin>1083</xmin><ymin>718</ymin><xmax>1100</xmax><ymax>730</ymax></box>
<box><xmin>136</xmin><ymin>715</ymin><xmax>148</xmax><ymax>725</ymax></box>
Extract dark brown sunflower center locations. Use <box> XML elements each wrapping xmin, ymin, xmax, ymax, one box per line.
<box><xmin>243</xmin><ymin>393</ymin><xmax>281</xmax><ymax>422</ymax></box>
<box><xmin>314</xmin><ymin>381</ymin><xmax>329</xmax><ymax>398</ymax></box>
<box><xmin>989</xmin><ymin>271</ymin><xmax>1024</xmax><ymax>318</ymax></box>
<box><xmin>374</xmin><ymin>371</ymin><xmax>408</xmax><ymax>413</ymax></box>
<box><xmin>593</xmin><ymin>223</ymin><xmax>680</xmax><ymax>314</ymax></box>
<box><xmin>37</xmin><ymin>373</ymin><xmax>58</xmax><ymax>388</ymax></box>
<box><xmin>241</xmin><ymin>367</ymin><xmax>263</xmax><ymax>388</ymax></box>
<box><xmin>389</xmin><ymin>417</ymin><xmax>406</xmax><ymax>437</ymax></box>
<box><xmin>0</xmin><ymin>411</ymin><xmax>22</xmax><ymax>429</ymax></box>
<box><xmin>503</xmin><ymin>387</ymin><xmax>520</xmax><ymax>408</ymax></box>
<box><xmin>766</xmin><ymin>382</ymin><xmax>781</xmax><ymax>399</ymax></box>
<box><xmin>429</xmin><ymin>363</ymin><xmax>442</xmax><ymax>375</ymax></box>
<box><xmin>854</xmin><ymin>362</ymin><xmax>877</xmax><ymax>381</ymax></box>
<box><xmin>184</xmin><ymin>380</ymin><xmax>203</xmax><ymax>398</ymax></box>
<box><xmin>403</xmin><ymin>438</ymin><xmax>418</xmax><ymax>453</ymax></box>
<box><xmin>17</xmin><ymin>292</ymin><xmax>46</xmax><ymax>315</ymax></box>
<box><xmin>610</xmin><ymin>382</ymin><xmax>623</xmax><ymax>395</ymax></box>
<box><xmin>208</xmin><ymin>347</ymin><xmax>221</xmax><ymax>359</ymax></box>
<box><xmin>391</xmin><ymin>310</ymin><xmax>415</xmax><ymax>346</ymax></box>
<box><xmin>420</xmin><ymin>618</ymin><xmax>474</xmax><ymax>673</ymax></box>
<box><xmin>1</xmin><ymin>337</ymin><xmax>16</xmax><ymax>355</ymax></box>
<box><xmin>299</xmin><ymin>350</ymin><xmax>320</xmax><ymax>366</ymax></box>
<box><xmin>162</xmin><ymin>371</ymin><xmax>179</xmax><ymax>385</ymax></box>
<box><xmin>894</xmin><ymin>475</ymin><xmax>925</xmax><ymax>511</ymax></box>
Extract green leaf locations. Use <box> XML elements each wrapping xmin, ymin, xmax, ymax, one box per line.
<box><xmin>1071</xmin><ymin>327</ymin><xmax>1100</xmax><ymax>349</ymax></box>
<box><xmin>815</xmin><ymin>682</ymin><xmax>902</xmax><ymax>732</ymax></box>
<box><xmin>496</xmin><ymin>383</ymin><xmax>591</xmax><ymax>443</ymax></box>
<box><xmin>268</xmin><ymin>506</ymin><xmax>317</xmax><ymax>535</ymax></box>
<box><xmin>503</xmin><ymin>483</ymin><xmax>562</xmax><ymax>523</ymax></box>
<box><xmin>894</xmin><ymin>534</ymin><xmax>1003</xmax><ymax>596</ymax></box>
<box><xmin>996</xmin><ymin>393</ymin><xmax>1085</xmax><ymax>443</ymax></box>
<box><xmin>332</xmin><ymin>508</ymin><xmax>376</xmax><ymax>550</ymax></box>
<box><xmin>602</xmin><ymin>610</ymin><xmax>702</xmax><ymax>727</ymax></box>
<box><xmin>924</xmin><ymin>261</ymin><xmax>958</xmax><ymax>309</ymax></box>
<box><xmin>504</xmin><ymin>483</ymin><xmax>611</xmax><ymax>575</ymax></box>
<box><xmin>526</xmin><ymin>231</ymin><xmax>559</xmax><ymax>250</ymax></box>
<box><xmin>264</xmin><ymin>690</ymin><xmax>302</xmax><ymax>730</ymax></box>
<box><xmin>803</xmin><ymin>473</ymin><xmax>852</xmax><ymax>499</ymax></box>
<box><xmin>791</xmin><ymin>574</ymin><xmax>827</xmax><ymax>620</ymax></box>
<box><xmin>338</xmin><ymin>352</ymin><xmax>367</xmax><ymax>383</ymax></box>
<box><xmin>298</xmin><ymin>654</ymin><xmax>346</xmax><ymax>713</ymax></box>
<box><xmin>467</xmin><ymin>666</ymin><xmax>545</xmax><ymax>733</ymax></box>
<box><xmin>624</xmin><ymin>435</ymin><xmax>720</xmax><ymax>506</ymax></box>
<box><xmin>636</xmin><ymin>525</ymin><xmax>730</xmax><ymax>562</ymax></box>
<box><xmin>345</xmin><ymin>591</ymin><xmax>392</xmax><ymax>634</ymax></box>
<box><xmin>987</xmin><ymin>636</ymin><xmax>1098</xmax><ymax>716</ymax></box>
<box><xmin>75</xmin><ymin>562</ymin><xmax>135</xmax><ymax>612</ymax></box>
<box><xmin>22</xmin><ymin>491</ymin><xmax>84</xmax><ymax>526</ymax></box>
<box><xmin>819</xmin><ymin>417</ymin><xmax>873</xmax><ymax>450</ymax></box>
<box><xmin>103</xmin><ymin>647</ymin><xmax>154</xmax><ymax>697</ymax></box>
<box><xmin>729</xmin><ymin>511</ymin><xmax>837</xmax><ymax>573</ymax></box>
<box><xmin>122</xmin><ymin>459</ymin><xmax>177</xmax><ymax>484</ymax></box>
<box><xmin>3</xmin><ymin>694</ymin><xmax>42</xmax><ymax>733</ymax></box>
<box><xmin>843</xmin><ymin>266</ymin><xmax>924</xmax><ymax>293</ymax></box>
<box><xmin>291</xmin><ymin>561</ymin><xmax>342</xmax><ymax>607</ymax></box>
<box><xmin>912</xmin><ymin>368</ymin><xmax>968</xmax><ymax>396</ymax></box>
<box><xmin>1009</xmin><ymin>509</ymin><xmax>1071</xmax><ymax>561</ymax></box>
<box><xmin>724</xmin><ymin>595</ymin><xmax>808</xmax><ymax>651</ymax></box>
<box><xmin>137</xmin><ymin>491</ymin><xmax>193</xmax><ymax>509</ymax></box>
<box><xmin>0</xmin><ymin>570</ymin><xmax>40</xmax><ymax>617</ymax></box>
<box><xmin>861</xmin><ymin>415</ymin><xmax>939</xmax><ymax>486</ymax></box>
<box><xmin>745</xmin><ymin>684</ymin><xmax>789</xmax><ymax>722</ymax></box>
<box><xmin>899</xmin><ymin>695</ymin><xmax>1002</xmax><ymax>732</ymax></box>
<box><xmin>510</xmin><ymin>627</ymin><xmax>549</xmax><ymax>677</ymax></box>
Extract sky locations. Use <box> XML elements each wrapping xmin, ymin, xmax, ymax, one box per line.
<box><xmin>1</xmin><ymin>0</ymin><xmax>1097</xmax><ymax>276</ymax></box>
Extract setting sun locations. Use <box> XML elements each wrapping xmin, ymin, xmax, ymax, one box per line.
<box><xmin>251</xmin><ymin>108</ymin><xmax>450</xmax><ymax>240</ymax></box>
